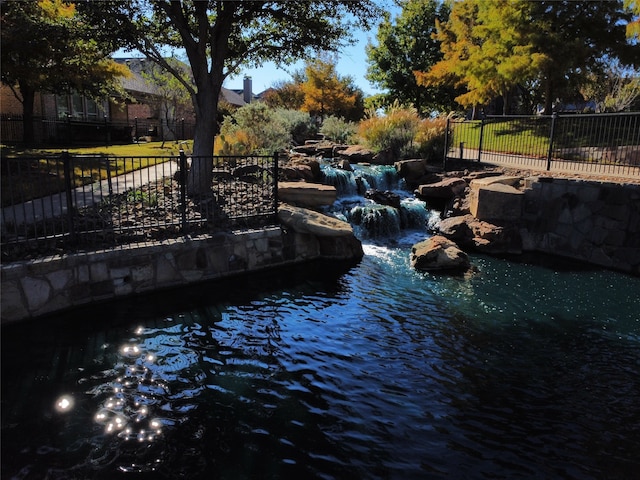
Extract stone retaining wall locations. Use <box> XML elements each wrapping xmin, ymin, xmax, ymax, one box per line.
<box><xmin>520</xmin><ymin>178</ymin><xmax>640</xmax><ymax>274</ymax></box>
<box><xmin>1</xmin><ymin>226</ymin><xmax>357</xmax><ymax>323</ymax></box>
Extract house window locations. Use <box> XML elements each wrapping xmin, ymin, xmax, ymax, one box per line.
<box><xmin>56</xmin><ymin>93</ymin><xmax>106</xmax><ymax>121</ymax></box>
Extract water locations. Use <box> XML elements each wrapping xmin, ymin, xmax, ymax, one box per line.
<box><xmin>2</xmin><ymin>165</ymin><xmax>640</xmax><ymax>479</ymax></box>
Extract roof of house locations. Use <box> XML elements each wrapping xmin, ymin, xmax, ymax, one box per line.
<box><xmin>114</xmin><ymin>57</ymin><xmax>246</xmax><ymax>106</ymax></box>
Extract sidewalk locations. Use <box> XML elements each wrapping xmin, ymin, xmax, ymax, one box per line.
<box><xmin>1</xmin><ymin>160</ymin><xmax>179</xmax><ymax>227</ymax></box>
<box><xmin>448</xmin><ymin>148</ymin><xmax>640</xmax><ymax>182</ymax></box>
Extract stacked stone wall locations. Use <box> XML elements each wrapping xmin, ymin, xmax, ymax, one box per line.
<box><xmin>521</xmin><ymin>178</ymin><xmax>640</xmax><ymax>274</ymax></box>
<box><xmin>1</xmin><ymin>226</ymin><xmax>354</xmax><ymax>323</ymax></box>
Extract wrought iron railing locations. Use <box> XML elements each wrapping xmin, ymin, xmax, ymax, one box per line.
<box><xmin>1</xmin><ymin>151</ymin><xmax>279</xmax><ymax>259</ymax></box>
<box><xmin>444</xmin><ymin>113</ymin><xmax>640</xmax><ymax>177</ymax></box>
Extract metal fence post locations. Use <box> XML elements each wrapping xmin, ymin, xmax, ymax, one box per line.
<box><xmin>443</xmin><ymin>117</ymin><xmax>450</xmax><ymax>170</ymax></box>
<box><xmin>273</xmin><ymin>151</ymin><xmax>279</xmax><ymax>222</ymax></box>
<box><xmin>61</xmin><ymin>151</ymin><xmax>76</xmax><ymax>243</ymax></box>
<box><xmin>179</xmin><ymin>149</ymin><xmax>188</xmax><ymax>233</ymax></box>
<box><xmin>478</xmin><ymin>118</ymin><xmax>485</xmax><ymax>163</ymax></box>
<box><xmin>546</xmin><ymin>113</ymin><xmax>558</xmax><ymax>171</ymax></box>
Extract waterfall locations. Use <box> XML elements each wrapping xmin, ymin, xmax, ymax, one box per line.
<box><xmin>321</xmin><ymin>161</ymin><xmax>433</xmax><ymax>240</ymax></box>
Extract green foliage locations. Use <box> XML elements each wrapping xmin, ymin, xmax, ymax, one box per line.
<box><xmin>358</xmin><ymin>102</ymin><xmax>421</xmax><ymax>159</ymax></box>
<box><xmin>273</xmin><ymin>109</ymin><xmax>315</xmax><ymax>146</ymax></box>
<box><xmin>366</xmin><ymin>0</ymin><xmax>457</xmax><ymax>115</ymax></box>
<box><xmin>218</xmin><ymin>104</ymin><xmax>314</xmax><ymax>155</ymax></box>
<box><xmin>416</xmin><ymin>0</ymin><xmax>637</xmax><ymax>115</ymax></box>
<box><xmin>320</xmin><ymin>116</ymin><xmax>357</xmax><ymax>143</ymax></box>
<box><xmin>357</xmin><ymin>103</ymin><xmax>449</xmax><ymax>161</ymax></box>
<box><xmin>1</xmin><ymin>0</ymin><xmax>129</xmax><ymax>144</ymax></box>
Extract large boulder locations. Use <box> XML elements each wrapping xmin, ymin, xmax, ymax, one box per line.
<box><xmin>415</xmin><ymin>177</ymin><xmax>468</xmax><ymax>200</ymax></box>
<box><xmin>278</xmin><ymin>204</ymin><xmax>354</xmax><ymax>237</ymax></box>
<box><xmin>337</xmin><ymin>145</ymin><xmax>377</xmax><ymax>163</ymax></box>
<box><xmin>278</xmin><ymin>181</ymin><xmax>337</xmax><ymax>208</ymax></box>
<box><xmin>438</xmin><ymin>214</ymin><xmax>522</xmax><ymax>254</ymax></box>
<box><xmin>468</xmin><ymin>176</ymin><xmax>524</xmax><ymax>221</ymax></box>
<box><xmin>278</xmin><ymin>204</ymin><xmax>364</xmax><ymax>260</ymax></box>
<box><xmin>410</xmin><ymin>235</ymin><xmax>470</xmax><ymax>272</ymax></box>
<box><xmin>395</xmin><ymin>159</ymin><xmax>441</xmax><ymax>188</ymax></box>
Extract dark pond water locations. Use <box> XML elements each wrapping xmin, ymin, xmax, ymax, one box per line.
<box><xmin>2</xmin><ymin>165</ymin><xmax>640</xmax><ymax>479</ymax></box>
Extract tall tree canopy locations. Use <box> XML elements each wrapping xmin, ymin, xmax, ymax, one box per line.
<box><xmin>300</xmin><ymin>55</ymin><xmax>365</xmax><ymax>122</ymax></box>
<box><xmin>415</xmin><ymin>0</ymin><xmax>638</xmax><ymax>115</ymax></box>
<box><xmin>82</xmin><ymin>0</ymin><xmax>380</xmax><ymax>196</ymax></box>
<box><xmin>366</xmin><ymin>0</ymin><xmax>456</xmax><ymax>115</ymax></box>
<box><xmin>1</xmin><ymin>0</ymin><xmax>128</xmax><ymax>144</ymax></box>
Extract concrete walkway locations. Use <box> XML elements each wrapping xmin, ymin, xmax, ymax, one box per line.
<box><xmin>447</xmin><ymin>148</ymin><xmax>640</xmax><ymax>181</ymax></box>
<box><xmin>1</xmin><ymin>159</ymin><xmax>179</xmax><ymax>227</ymax></box>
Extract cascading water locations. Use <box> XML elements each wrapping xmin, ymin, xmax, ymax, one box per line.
<box><xmin>320</xmin><ymin>161</ymin><xmax>439</xmax><ymax>240</ymax></box>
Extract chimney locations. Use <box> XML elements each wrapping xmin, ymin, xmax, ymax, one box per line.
<box><xmin>243</xmin><ymin>76</ymin><xmax>252</xmax><ymax>104</ymax></box>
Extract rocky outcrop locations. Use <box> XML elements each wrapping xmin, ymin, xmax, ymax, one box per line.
<box><xmin>278</xmin><ymin>204</ymin><xmax>353</xmax><ymax>237</ymax></box>
<box><xmin>394</xmin><ymin>159</ymin><xmax>441</xmax><ymax>189</ymax></box>
<box><xmin>278</xmin><ymin>181</ymin><xmax>337</xmax><ymax>208</ymax></box>
<box><xmin>415</xmin><ymin>177</ymin><xmax>468</xmax><ymax>200</ymax></box>
<box><xmin>438</xmin><ymin>214</ymin><xmax>522</xmax><ymax>254</ymax></box>
<box><xmin>410</xmin><ymin>235</ymin><xmax>470</xmax><ymax>272</ymax></box>
<box><xmin>278</xmin><ymin>204</ymin><xmax>364</xmax><ymax>261</ymax></box>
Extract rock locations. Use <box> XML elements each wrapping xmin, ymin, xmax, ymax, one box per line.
<box><xmin>278</xmin><ymin>181</ymin><xmax>337</xmax><ymax>208</ymax></box>
<box><xmin>438</xmin><ymin>214</ymin><xmax>522</xmax><ymax>254</ymax></box>
<box><xmin>337</xmin><ymin>159</ymin><xmax>353</xmax><ymax>171</ymax></box>
<box><xmin>469</xmin><ymin>182</ymin><xmax>524</xmax><ymax>221</ymax></box>
<box><xmin>337</xmin><ymin>145</ymin><xmax>376</xmax><ymax>164</ymax></box>
<box><xmin>278</xmin><ymin>204</ymin><xmax>354</xmax><ymax>237</ymax></box>
<box><xmin>410</xmin><ymin>235</ymin><xmax>470</xmax><ymax>272</ymax></box>
<box><xmin>281</xmin><ymin>165</ymin><xmax>317</xmax><ymax>182</ymax></box>
<box><xmin>365</xmin><ymin>189</ymin><xmax>401</xmax><ymax>209</ymax></box>
<box><xmin>438</xmin><ymin>214</ymin><xmax>475</xmax><ymax>243</ymax></box>
<box><xmin>395</xmin><ymin>159</ymin><xmax>442</xmax><ymax>188</ymax></box>
<box><xmin>415</xmin><ymin>177</ymin><xmax>468</xmax><ymax>199</ymax></box>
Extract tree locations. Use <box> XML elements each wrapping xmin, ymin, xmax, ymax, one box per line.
<box><xmin>81</xmin><ymin>1</ymin><xmax>379</xmax><ymax>197</ymax></box>
<box><xmin>416</xmin><ymin>0</ymin><xmax>638</xmax><ymax>115</ymax></box>
<box><xmin>581</xmin><ymin>61</ymin><xmax>640</xmax><ymax>112</ymax></box>
<box><xmin>624</xmin><ymin>0</ymin><xmax>640</xmax><ymax>40</ymax></box>
<box><xmin>1</xmin><ymin>0</ymin><xmax>129</xmax><ymax>144</ymax></box>
<box><xmin>530</xmin><ymin>0</ymin><xmax>638</xmax><ymax>114</ymax></box>
<box><xmin>139</xmin><ymin>58</ymin><xmax>194</xmax><ymax>144</ymax></box>
<box><xmin>261</xmin><ymin>79</ymin><xmax>305</xmax><ymax>110</ymax></box>
<box><xmin>365</xmin><ymin>0</ymin><xmax>456</xmax><ymax>115</ymax></box>
<box><xmin>300</xmin><ymin>55</ymin><xmax>365</xmax><ymax>122</ymax></box>
<box><xmin>415</xmin><ymin>0</ymin><xmax>546</xmax><ymax>115</ymax></box>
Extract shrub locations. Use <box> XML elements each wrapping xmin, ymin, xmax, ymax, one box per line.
<box><xmin>273</xmin><ymin>109</ymin><xmax>316</xmax><ymax>145</ymax></box>
<box><xmin>217</xmin><ymin>103</ymin><xmax>290</xmax><ymax>155</ymax></box>
<box><xmin>357</xmin><ymin>102</ymin><xmax>420</xmax><ymax>160</ymax></box>
<box><xmin>414</xmin><ymin>115</ymin><xmax>448</xmax><ymax>162</ymax></box>
<box><xmin>320</xmin><ymin>116</ymin><xmax>357</xmax><ymax>143</ymax></box>
<box><xmin>356</xmin><ymin>102</ymin><xmax>448</xmax><ymax>161</ymax></box>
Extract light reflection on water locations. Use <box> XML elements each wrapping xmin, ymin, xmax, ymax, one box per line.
<box><xmin>2</xmin><ymin>245</ymin><xmax>640</xmax><ymax>479</ymax></box>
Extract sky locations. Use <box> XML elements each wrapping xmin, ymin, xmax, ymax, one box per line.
<box><xmin>224</xmin><ymin>27</ymin><xmax>384</xmax><ymax>97</ymax></box>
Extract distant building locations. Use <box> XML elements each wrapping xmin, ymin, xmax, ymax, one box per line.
<box><xmin>0</xmin><ymin>57</ymin><xmax>248</xmax><ymax>144</ymax></box>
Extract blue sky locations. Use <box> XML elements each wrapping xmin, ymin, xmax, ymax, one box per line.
<box><xmin>225</xmin><ymin>27</ymin><xmax>384</xmax><ymax>97</ymax></box>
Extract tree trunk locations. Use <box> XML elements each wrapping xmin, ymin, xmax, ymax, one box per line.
<box><xmin>187</xmin><ymin>85</ymin><xmax>219</xmax><ymax>198</ymax></box>
<box><xmin>19</xmin><ymin>81</ymin><xmax>35</xmax><ymax>145</ymax></box>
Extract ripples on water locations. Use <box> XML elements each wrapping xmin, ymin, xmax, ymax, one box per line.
<box><xmin>3</xmin><ymin>164</ymin><xmax>640</xmax><ymax>479</ymax></box>
<box><xmin>2</xmin><ymin>246</ymin><xmax>639</xmax><ymax>480</ymax></box>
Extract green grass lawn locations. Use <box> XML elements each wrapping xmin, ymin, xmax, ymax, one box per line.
<box><xmin>449</xmin><ymin>119</ymin><xmax>551</xmax><ymax>158</ymax></box>
<box><xmin>1</xmin><ymin>141</ymin><xmax>190</xmax><ymax>206</ymax></box>
<box><xmin>1</xmin><ymin>140</ymin><xmax>191</xmax><ymax>158</ymax></box>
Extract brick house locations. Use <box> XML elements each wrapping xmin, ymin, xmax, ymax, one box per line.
<box><xmin>0</xmin><ymin>58</ymin><xmax>247</xmax><ymax>145</ymax></box>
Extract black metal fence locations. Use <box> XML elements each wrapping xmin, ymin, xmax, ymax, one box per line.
<box><xmin>1</xmin><ymin>151</ymin><xmax>279</xmax><ymax>259</ymax></box>
<box><xmin>0</xmin><ymin>115</ymin><xmax>196</xmax><ymax>146</ymax></box>
<box><xmin>444</xmin><ymin>112</ymin><xmax>640</xmax><ymax>176</ymax></box>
